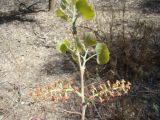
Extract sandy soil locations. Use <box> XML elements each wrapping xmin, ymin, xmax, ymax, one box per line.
<box><xmin>0</xmin><ymin>11</ymin><xmax>78</xmax><ymax>120</ymax></box>
<box><xmin>0</xmin><ymin>0</ymin><xmax>159</xmax><ymax>120</ymax></box>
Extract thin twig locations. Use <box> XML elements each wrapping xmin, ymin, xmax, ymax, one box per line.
<box><xmin>92</xmin><ymin>102</ymin><xmax>103</xmax><ymax>120</ymax></box>
<box><xmin>60</xmin><ymin>108</ymin><xmax>82</xmax><ymax>116</ymax></box>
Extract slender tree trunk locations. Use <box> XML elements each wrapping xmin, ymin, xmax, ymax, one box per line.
<box><xmin>81</xmin><ymin>67</ymin><xmax>86</xmax><ymax>120</ymax></box>
<box><xmin>78</xmin><ymin>54</ymin><xmax>87</xmax><ymax>120</ymax></box>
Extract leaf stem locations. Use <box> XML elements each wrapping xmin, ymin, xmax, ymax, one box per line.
<box><xmin>82</xmin><ymin>49</ymin><xmax>88</xmax><ymax>67</ymax></box>
<box><xmin>72</xmin><ymin>6</ymin><xmax>79</xmax><ymax>36</ymax></box>
<box><xmin>86</xmin><ymin>54</ymin><xmax>97</xmax><ymax>62</ymax></box>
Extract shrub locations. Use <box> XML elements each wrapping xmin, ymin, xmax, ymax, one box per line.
<box><xmin>30</xmin><ymin>1</ymin><xmax>131</xmax><ymax>120</ymax></box>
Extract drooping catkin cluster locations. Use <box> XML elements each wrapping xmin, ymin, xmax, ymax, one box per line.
<box><xmin>29</xmin><ymin>79</ymin><xmax>131</xmax><ymax>103</ymax></box>
<box><xmin>88</xmin><ymin>79</ymin><xmax>131</xmax><ymax>102</ymax></box>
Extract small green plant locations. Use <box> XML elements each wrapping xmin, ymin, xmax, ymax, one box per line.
<box><xmin>30</xmin><ymin>1</ymin><xmax>131</xmax><ymax>120</ymax></box>
<box><xmin>56</xmin><ymin>0</ymin><xmax>110</xmax><ymax>119</ymax></box>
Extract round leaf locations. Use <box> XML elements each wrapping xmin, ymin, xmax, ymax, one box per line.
<box><xmin>71</xmin><ymin>51</ymin><xmax>78</xmax><ymax>64</ymax></box>
<box><xmin>55</xmin><ymin>8</ymin><xmax>69</xmax><ymax>21</ymax></box>
<box><xmin>59</xmin><ymin>43</ymin><xmax>67</xmax><ymax>53</ymax></box>
<box><xmin>63</xmin><ymin>39</ymin><xmax>70</xmax><ymax>48</ymax></box>
<box><xmin>76</xmin><ymin>0</ymin><xmax>95</xmax><ymax>20</ymax></box>
<box><xmin>57</xmin><ymin>39</ymin><xmax>71</xmax><ymax>53</ymax></box>
<box><xmin>75</xmin><ymin>37</ymin><xmax>85</xmax><ymax>52</ymax></box>
<box><xmin>96</xmin><ymin>43</ymin><xmax>110</xmax><ymax>64</ymax></box>
<box><xmin>71</xmin><ymin>0</ymin><xmax>78</xmax><ymax>4</ymax></box>
<box><xmin>82</xmin><ymin>32</ymin><xmax>96</xmax><ymax>46</ymax></box>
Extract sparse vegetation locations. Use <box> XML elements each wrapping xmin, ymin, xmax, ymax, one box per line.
<box><xmin>0</xmin><ymin>0</ymin><xmax>159</xmax><ymax>120</ymax></box>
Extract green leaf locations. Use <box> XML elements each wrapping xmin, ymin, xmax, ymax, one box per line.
<box><xmin>61</xmin><ymin>0</ymin><xmax>68</xmax><ymax>10</ymax></box>
<box><xmin>71</xmin><ymin>51</ymin><xmax>78</xmax><ymax>63</ymax></box>
<box><xmin>96</xmin><ymin>43</ymin><xmax>110</xmax><ymax>64</ymax></box>
<box><xmin>75</xmin><ymin>37</ymin><xmax>85</xmax><ymax>52</ymax></box>
<box><xmin>55</xmin><ymin>8</ymin><xmax>68</xmax><ymax>21</ymax></box>
<box><xmin>63</xmin><ymin>39</ymin><xmax>70</xmax><ymax>48</ymax></box>
<box><xmin>71</xmin><ymin>0</ymin><xmax>77</xmax><ymax>4</ymax></box>
<box><xmin>57</xmin><ymin>39</ymin><xmax>70</xmax><ymax>53</ymax></box>
<box><xmin>83</xmin><ymin>32</ymin><xmax>96</xmax><ymax>46</ymax></box>
<box><xmin>59</xmin><ymin>44</ymin><xmax>67</xmax><ymax>53</ymax></box>
<box><xmin>76</xmin><ymin>0</ymin><xmax>95</xmax><ymax>20</ymax></box>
